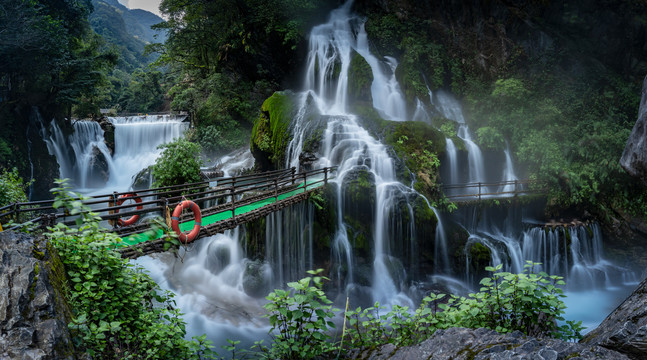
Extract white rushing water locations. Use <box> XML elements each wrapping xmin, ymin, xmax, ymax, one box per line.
<box><xmin>40</xmin><ymin>114</ymin><xmax>188</xmax><ymax>192</ymax></box>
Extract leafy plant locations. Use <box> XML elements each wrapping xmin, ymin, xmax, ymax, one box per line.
<box><xmin>46</xmin><ymin>179</ymin><xmax>217</xmax><ymax>359</ymax></box>
<box><xmin>257</xmin><ymin>269</ymin><xmax>338</xmax><ymax>359</ymax></box>
<box><xmin>0</xmin><ymin>167</ymin><xmax>31</xmax><ymax>207</ymax></box>
<box><xmin>151</xmin><ymin>138</ymin><xmax>203</xmax><ymax>188</ymax></box>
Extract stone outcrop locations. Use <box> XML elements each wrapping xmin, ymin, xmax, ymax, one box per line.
<box><xmin>582</xmin><ymin>277</ymin><xmax>647</xmax><ymax>359</ymax></box>
<box><xmin>0</xmin><ymin>231</ymin><xmax>74</xmax><ymax>360</ymax></box>
<box><xmin>621</xmin><ymin>76</ymin><xmax>647</xmax><ymax>183</ymax></box>
<box><xmin>357</xmin><ymin>327</ymin><xmax>629</xmax><ymax>359</ymax></box>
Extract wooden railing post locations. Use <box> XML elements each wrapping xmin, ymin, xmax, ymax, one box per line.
<box><xmin>514</xmin><ymin>180</ymin><xmax>518</xmax><ymax>196</ymax></box>
<box><xmin>324</xmin><ymin>167</ymin><xmax>328</xmax><ymax>184</ymax></box>
<box><xmin>109</xmin><ymin>192</ymin><xmax>117</xmax><ymax>227</ymax></box>
<box><xmin>13</xmin><ymin>203</ymin><xmax>19</xmax><ymax>224</ymax></box>
<box><xmin>274</xmin><ymin>179</ymin><xmax>279</xmax><ymax>210</ymax></box>
<box><xmin>291</xmin><ymin>167</ymin><xmax>296</xmax><ymax>185</ymax></box>
<box><xmin>478</xmin><ymin>182</ymin><xmax>482</xmax><ymax>200</ymax></box>
<box><xmin>230</xmin><ymin>176</ymin><xmax>237</xmax><ymax>223</ymax></box>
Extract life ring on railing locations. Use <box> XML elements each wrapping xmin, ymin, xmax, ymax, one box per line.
<box><xmin>116</xmin><ymin>193</ymin><xmax>143</xmax><ymax>226</ymax></box>
<box><xmin>171</xmin><ymin>200</ymin><xmax>202</xmax><ymax>243</ymax></box>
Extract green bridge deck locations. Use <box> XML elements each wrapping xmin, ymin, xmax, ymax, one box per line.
<box><xmin>120</xmin><ymin>180</ymin><xmax>322</xmax><ymax>247</ymax></box>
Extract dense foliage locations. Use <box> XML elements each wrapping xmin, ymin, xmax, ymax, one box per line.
<box><xmin>151</xmin><ymin>138</ymin><xmax>203</xmax><ymax>188</ymax></box>
<box><xmin>257</xmin><ymin>269</ymin><xmax>338</xmax><ymax>359</ymax></box>
<box><xmin>46</xmin><ymin>180</ymin><xmax>216</xmax><ymax>359</ymax></box>
<box><xmin>355</xmin><ymin>0</ymin><xmax>647</xmax><ymax>220</ymax></box>
<box><xmin>89</xmin><ymin>0</ymin><xmax>169</xmax><ymax>113</ymax></box>
<box><xmin>149</xmin><ymin>0</ymin><xmax>334</xmax><ymax>154</ymax></box>
<box><xmin>0</xmin><ymin>0</ymin><xmax>117</xmax><ymax>116</ymax></box>
<box><xmin>0</xmin><ymin>168</ymin><xmax>30</xmax><ymax>208</ymax></box>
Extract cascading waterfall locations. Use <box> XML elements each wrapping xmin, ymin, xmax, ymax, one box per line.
<box><xmin>69</xmin><ymin>121</ymin><xmax>116</xmax><ymax>189</ymax></box>
<box><xmin>457</xmin><ymin>126</ymin><xmax>486</xmax><ymax>185</ymax></box>
<box><xmin>264</xmin><ymin>202</ymin><xmax>315</xmax><ymax>287</ymax></box>
<box><xmin>282</xmin><ymin>0</ymin><xmax>420</xmax><ymax>305</ymax></box>
<box><xmin>444</xmin><ymin>138</ymin><xmax>459</xmax><ymax>196</ymax></box>
<box><xmin>132</xmin><ymin>229</ymin><xmax>271</xmax><ymax>350</ymax></box>
<box><xmin>40</xmin><ymin>114</ymin><xmax>188</xmax><ymax>191</ymax></box>
<box><xmin>107</xmin><ymin>115</ymin><xmax>188</xmax><ymax>191</ymax></box>
<box><xmin>432</xmin><ymin>207</ymin><xmax>450</xmax><ymax>274</ymax></box>
<box><xmin>499</xmin><ymin>147</ymin><xmax>519</xmax><ymax>195</ymax></box>
<box><xmin>412</xmin><ymin>98</ymin><xmax>431</xmax><ymax>123</ymax></box>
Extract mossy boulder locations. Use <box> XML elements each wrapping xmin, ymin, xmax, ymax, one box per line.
<box><xmin>341</xmin><ymin>167</ymin><xmax>376</xmax><ymax>226</ymax></box>
<box><xmin>382</xmin><ymin>120</ymin><xmax>446</xmax><ymax>199</ymax></box>
<box><xmin>311</xmin><ymin>185</ymin><xmax>337</xmax><ymax>261</ymax></box>
<box><xmin>250</xmin><ymin>91</ymin><xmax>296</xmax><ymax>170</ymax></box>
<box><xmin>348</xmin><ymin>50</ymin><xmax>373</xmax><ymax>105</ymax></box>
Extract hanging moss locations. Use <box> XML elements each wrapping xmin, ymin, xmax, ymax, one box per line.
<box><xmin>250</xmin><ymin>91</ymin><xmax>295</xmax><ymax>170</ymax></box>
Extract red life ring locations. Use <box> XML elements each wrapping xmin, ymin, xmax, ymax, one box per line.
<box><xmin>171</xmin><ymin>200</ymin><xmax>202</xmax><ymax>243</ymax></box>
<box><xmin>116</xmin><ymin>193</ymin><xmax>143</xmax><ymax>226</ymax></box>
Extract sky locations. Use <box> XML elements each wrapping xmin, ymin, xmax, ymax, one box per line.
<box><xmin>118</xmin><ymin>0</ymin><xmax>164</xmax><ymax>18</ymax></box>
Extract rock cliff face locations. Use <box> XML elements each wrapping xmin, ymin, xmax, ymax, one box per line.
<box><xmin>0</xmin><ymin>231</ymin><xmax>74</xmax><ymax>360</ymax></box>
<box><xmin>582</xmin><ymin>276</ymin><xmax>647</xmax><ymax>359</ymax></box>
<box><xmin>621</xmin><ymin>76</ymin><xmax>647</xmax><ymax>183</ymax></box>
<box><xmin>357</xmin><ymin>327</ymin><xmax>629</xmax><ymax>360</ymax></box>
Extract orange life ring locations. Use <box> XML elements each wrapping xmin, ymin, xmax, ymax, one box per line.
<box><xmin>171</xmin><ymin>200</ymin><xmax>202</xmax><ymax>243</ymax></box>
<box><xmin>116</xmin><ymin>193</ymin><xmax>143</xmax><ymax>226</ymax></box>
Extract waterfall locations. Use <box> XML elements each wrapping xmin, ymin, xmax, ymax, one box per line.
<box><xmin>412</xmin><ymin>98</ymin><xmax>431</xmax><ymax>123</ymax></box>
<box><xmin>498</xmin><ymin>146</ymin><xmax>520</xmax><ymax>195</ymax></box>
<box><xmin>40</xmin><ymin>0</ymin><xmax>635</xmax><ymax>345</ymax></box>
<box><xmin>69</xmin><ymin>121</ymin><xmax>116</xmax><ymax>189</ymax></box>
<box><xmin>39</xmin><ymin>114</ymin><xmax>188</xmax><ymax>191</ymax></box>
<box><xmin>264</xmin><ymin>202</ymin><xmax>315</xmax><ymax>286</ymax></box>
<box><xmin>281</xmin><ymin>1</ymin><xmax>419</xmax><ymax>305</ymax></box>
<box><xmin>457</xmin><ymin>125</ymin><xmax>486</xmax><ymax>186</ymax></box>
<box><xmin>444</xmin><ymin>138</ymin><xmax>459</xmax><ymax>196</ymax></box>
<box><xmin>107</xmin><ymin>115</ymin><xmax>188</xmax><ymax>191</ymax></box>
<box><xmin>132</xmin><ymin>230</ymin><xmax>271</xmax><ymax>350</ymax></box>
<box><xmin>432</xmin><ymin>207</ymin><xmax>450</xmax><ymax>274</ymax></box>
<box><xmin>431</xmin><ymin>89</ymin><xmax>465</xmax><ymax>123</ymax></box>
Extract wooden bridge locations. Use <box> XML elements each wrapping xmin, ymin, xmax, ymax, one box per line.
<box><xmin>442</xmin><ymin>179</ymin><xmax>546</xmax><ymax>202</ymax></box>
<box><xmin>0</xmin><ymin>167</ymin><xmax>335</xmax><ymax>258</ymax></box>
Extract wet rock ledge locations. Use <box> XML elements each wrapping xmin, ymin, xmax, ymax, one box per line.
<box><xmin>357</xmin><ymin>327</ymin><xmax>629</xmax><ymax>359</ymax></box>
<box><xmin>0</xmin><ymin>231</ymin><xmax>74</xmax><ymax>360</ymax></box>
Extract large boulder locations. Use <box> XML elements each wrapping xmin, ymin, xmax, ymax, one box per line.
<box><xmin>356</xmin><ymin>327</ymin><xmax>628</xmax><ymax>359</ymax></box>
<box><xmin>581</xmin><ymin>277</ymin><xmax>647</xmax><ymax>359</ymax></box>
<box><xmin>0</xmin><ymin>231</ymin><xmax>74</xmax><ymax>359</ymax></box>
<box><xmin>621</xmin><ymin>76</ymin><xmax>647</xmax><ymax>183</ymax></box>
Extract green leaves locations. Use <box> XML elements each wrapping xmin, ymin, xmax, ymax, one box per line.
<box><xmin>261</xmin><ymin>268</ymin><xmax>337</xmax><ymax>359</ymax></box>
<box><xmin>47</xmin><ymin>180</ymin><xmax>217</xmax><ymax>359</ymax></box>
<box><xmin>151</xmin><ymin>138</ymin><xmax>203</xmax><ymax>189</ymax></box>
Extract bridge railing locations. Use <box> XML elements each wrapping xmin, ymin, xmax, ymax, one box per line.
<box><xmin>0</xmin><ymin>167</ymin><xmax>336</xmax><ymax>234</ymax></box>
<box><xmin>442</xmin><ymin>179</ymin><xmax>547</xmax><ymax>201</ymax></box>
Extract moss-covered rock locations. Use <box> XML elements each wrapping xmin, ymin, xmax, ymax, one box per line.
<box><xmin>250</xmin><ymin>91</ymin><xmax>296</xmax><ymax>170</ymax></box>
<box><xmin>382</xmin><ymin>120</ymin><xmax>446</xmax><ymax>199</ymax></box>
<box><xmin>342</xmin><ymin>167</ymin><xmax>376</xmax><ymax>226</ymax></box>
<box><xmin>348</xmin><ymin>50</ymin><xmax>373</xmax><ymax>105</ymax></box>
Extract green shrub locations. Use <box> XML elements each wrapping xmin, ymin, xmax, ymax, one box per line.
<box><xmin>46</xmin><ymin>180</ymin><xmax>217</xmax><ymax>359</ymax></box>
<box><xmin>251</xmin><ymin>263</ymin><xmax>582</xmax><ymax>357</ymax></box>
<box><xmin>0</xmin><ymin>167</ymin><xmax>30</xmax><ymax>207</ymax></box>
<box><xmin>151</xmin><ymin>138</ymin><xmax>203</xmax><ymax>188</ymax></box>
<box><xmin>344</xmin><ymin>261</ymin><xmax>583</xmax><ymax>350</ymax></box>
<box><xmin>256</xmin><ymin>269</ymin><xmax>338</xmax><ymax>359</ymax></box>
